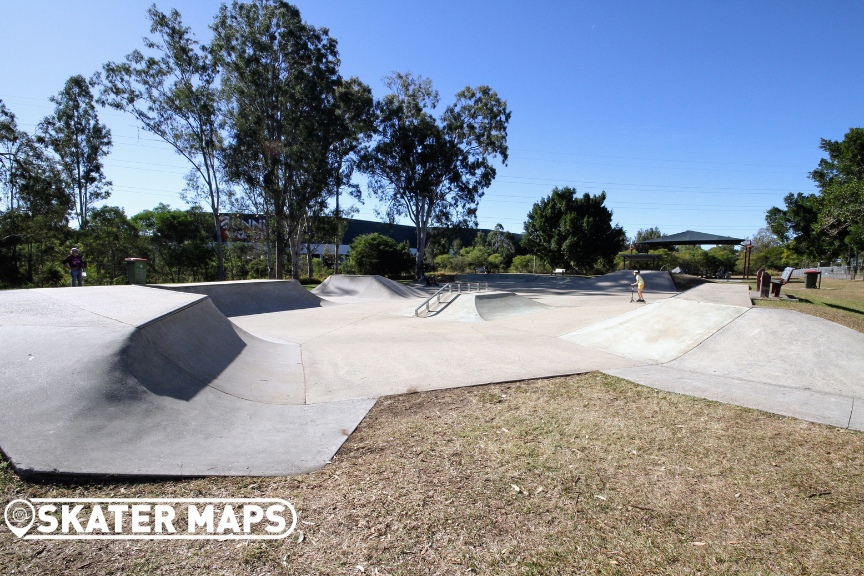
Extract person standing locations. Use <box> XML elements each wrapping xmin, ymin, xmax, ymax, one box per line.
<box><xmin>631</xmin><ymin>269</ymin><xmax>645</xmax><ymax>302</ymax></box>
<box><xmin>63</xmin><ymin>247</ymin><xmax>86</xmax><ymax>287</ymax></box>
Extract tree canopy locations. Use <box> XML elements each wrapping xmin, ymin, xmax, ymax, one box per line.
<box><xmin>99</xmin><ymin>6</ymin><xmax>229</xmax><ymax>279</ymax></box>
<box><xmin>521</xmin><ymin>187</ymin><xmax>626</xmax><ymax>273</ymax></box>
<box><xmin>360</xmin><ymin>72</ymin><xmax>510</xmax><ymax>278</ymax></box>
<box><xmin>38</xmin><ymin>75</ymin><xmax>112</xmax><ymax>229</ymax></box>
<box><xmin>767</xmin><ymin>127</ymin><xmax>864</xmax><ymax>263</ymax></box>
<box><xmin>212</xmin><ymin>0</ymin><xmax>364</xmax><ymax>280</ymax></box>
<box><xmin>343</xmin><ymin>232</ymin><xmax>414</xmax><ymax>278</ymax></box>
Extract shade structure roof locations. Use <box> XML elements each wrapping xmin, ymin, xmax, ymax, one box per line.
<box><xmin>638</xmin><ymin>230</ymin><xmax>745</xmax><ymax>247</ymax></box>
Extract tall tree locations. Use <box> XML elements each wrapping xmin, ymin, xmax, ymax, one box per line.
<box><xmin>212</xmin><ymin>0</ymin><xmax>348</xmax><ymax>280</ymax></box>
<box><xmin>521</xmin><ymin>187</ymin><xmax>626</xmax><ymax>273</ymax></box>
<box><xmin>631</xmin><ymin>227</ymin><xmax>663</xmax><ymax>252</ymax></box>
<box><xmin>99</xmin><ymin>6</ymin><xmax>229</xmax><ymax>280</ymax></box>
<box><xmin>0</xmin><ymin>135</ymin><xmax>70</xmax><ymax>286</ymax></box>
<box><xmin>131</xmin><ymin>204</ymin><xmax>214</xmax><ymax>283</ymax></box>
<box><xmin>361</xmin><ymin>72</ymin><xmax>510</xmax><ymax>279</ymax></box>
<box><xmin>83</xmin><ymin>206</ymin><xmax>145</xmax><ymax>283</ymax></box>
<box><xmin>38</xmin><ymin>75</ymin><xmax>112</xmax><ymax>228</ymax></box>
<box><xmin>0</xmin><ymin>100</ymin><xmax>28</xmax><ymax>212</ymax></box>
<box><xmin>809</xmin><ymin>128</ymin><xmax>864</xmax><ymax>189</ymax></box>
<box><xmin>327</xmin><ymin>77</ymin><xmax>374</xmax><ymax>274</ymax></box>
<box><xmin>810</xmin><ymin>128</ymin><xmax>864</xmax><ymax>258</ymax></box>
<box><xmin>766</xmin><ymin>192</ymin><xmax>841</xmax><ymax>261</ymax></box>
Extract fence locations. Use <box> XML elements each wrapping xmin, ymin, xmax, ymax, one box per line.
<box><xmin>790</xmin><ymin>266</ymin><xmax>858</xmax><ymax>281</ymax></box>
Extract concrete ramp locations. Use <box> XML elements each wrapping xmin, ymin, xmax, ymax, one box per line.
<box><xmin>608</xmin><ymin>308</ymin><xmax>864</xmax><ymax>430</ymax></box>
<box><xmin>313</xmin><ymin>274</ymin><xmax>426</xmax><ymax>301</ymax></box>
<box><xmin>455</xmin><ymin>270</ymin><xmax>677</xmax><ymax>295</ymax></box>
<box><xmin>589</xmin><ymin>270</ymin><xmax>677</xmax><ymax>293</ymax></box>
<box><xmin>427</xmin><ymin>291</ymin><xmax>549</xmax><ymax>322</ymax></box>
<box><xmin>0</xmin><ymin>286</ymin><xmax>374</xmax><ymax>478</ymax></box>
<box><xmin>561</xmin><ymin>298</ymin><xmax>748</xmax><ymax>363</ymax></box>
<box><xmin>124</xmin><ymin>298</ymin><xmax>305</xmax><ymax>404</ymax></box>
<box><xmin>153</xmin><ymin>279</ymin><xmax>325</xmax><ymax>316</ymax></box>
<box><xmin>673</xmin><ymin>281</ymin><xmax>752</xmax><ymax>307</ymax></box>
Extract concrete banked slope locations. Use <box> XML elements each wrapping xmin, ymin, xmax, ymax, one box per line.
<box><xmin>0</xmin><ymin>285</ymin><xmax>373</xmax><ymax>479</ymax></box>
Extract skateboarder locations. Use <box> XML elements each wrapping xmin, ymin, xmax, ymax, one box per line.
<box><xmin>631</xmin><ymin>270</ymin><xmax>645</xmax><ymax>302</ymax></box>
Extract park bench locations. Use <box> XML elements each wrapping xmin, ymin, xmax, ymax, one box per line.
<box><xmin>552</xmin><ymin>268</ymin><xmax>566</xmax><ymax>275</ymax></box>
<box><xmin>770</xmin><ymin>267</ymin><xmax>795</xmax><ymax>297</ymax></box>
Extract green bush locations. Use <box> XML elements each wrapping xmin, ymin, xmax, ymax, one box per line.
<box><xmin>434</xmin><ymin>254</ymin><xmax>454</xmax><ymax>272</ymax></box>
<box><xmin>487</xmin><ymin>253</ymin><xmax>504</xmax><ymax>272</ymax></box>
<box><xmin>345</xmin><ymin>233</ymin><xmax>414</xmax><ymax>278</ymax></box>
<box><xmin>510</xmin><ymin>254</ymin><xmax>550</xmax><ymax>273</ymax></box>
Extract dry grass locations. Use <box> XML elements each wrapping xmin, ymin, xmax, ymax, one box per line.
<box><xmin>3</xmin><ymin>373</ymin><xmax>863</xmax><ymax>575</ymax></box>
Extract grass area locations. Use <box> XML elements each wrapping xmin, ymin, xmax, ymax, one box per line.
<box><xmin>670</xmin><ymin>273</ymin><xmax>864</xmax><ymax>334</ymax></box>
<box><xmin>747</xmin><ymin>277</ymin><xmax>864</xmax><ymax>334</ymax></box>
<box><xmin>3</xmin><ymin>373</ymin><xmax>862</xmax><ymax>575</ymax></box>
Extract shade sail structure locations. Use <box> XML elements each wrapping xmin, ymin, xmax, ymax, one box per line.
<box><xmin>637</xmin><ymin>230</ymin><xmax>745</xmax><ymax>247</ymax></box>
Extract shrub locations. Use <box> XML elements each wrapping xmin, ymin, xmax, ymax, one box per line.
<box><xmin>434</xmin><ymin>254</ymin><xmax>454</xmax><ymax>272</ymax></box>
<box><xmin>345</xmin><ymin>233</ymin><xmax>414</xmax><ymax>278</ymax></box>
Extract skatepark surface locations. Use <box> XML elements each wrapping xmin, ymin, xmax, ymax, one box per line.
<box><xmin>1</xmin><ymin>271</ymin><xmax>861</xmax><ymax>479</ymax></box>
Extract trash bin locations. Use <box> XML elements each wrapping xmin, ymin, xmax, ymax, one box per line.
<box><xmin>804</xmin><ymin>269</ymin><xmax>820</xmax><ymax>289</ymax></box>
<box><xmin>124</xmin><ymin>258</ymin><xmax>148</xmax><ymax>285</ymax></box>
<box><xmin>760</xmin><ymin>273</ymin><xmax>771</xmax><ymax>298</ymax></box>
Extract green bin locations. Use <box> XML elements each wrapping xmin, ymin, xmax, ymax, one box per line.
<box><xmin>804</xmin><ymin>270</ymin><xmax>820</xmax><ymax>289</ymax></box>
<box><xmin>124</xmin><ymin>258</ymin><xmax>148</xmax><ymax>285</ymax></box>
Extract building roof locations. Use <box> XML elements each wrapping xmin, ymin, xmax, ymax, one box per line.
<box><xmin>638</xmin><ymin>230</ymin><xmax>745</xmax><ymax>247</ymax></box>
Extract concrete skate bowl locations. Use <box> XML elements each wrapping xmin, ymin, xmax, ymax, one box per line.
<box><xmin>0</xmin><ymin>286</ymin><xmax>373</xmax><ymax>478</ymax></box>
<box><xmin>426</xmin><ymin>291</ymin><xmax>550</xmax><ymax>322</ymax></box>
<box><xmin>455</xmin><ymin>270</ymin><xmax>677</xmax><ymax>296</ymax></box>
<box><xmin>313</xmin><ymin>274</ymin><xmax>427</xmax><ymax>302</ymax></box>
<box><xmin>152</xmin><ymin>279</ymin><xmax>326</xmax><ymax>316</ymax></box>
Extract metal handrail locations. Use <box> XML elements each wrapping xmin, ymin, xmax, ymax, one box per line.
<box><xmin>414</xmin><ymin>282</ymin><xmax>489</xmax><ymax>316</ymax></box>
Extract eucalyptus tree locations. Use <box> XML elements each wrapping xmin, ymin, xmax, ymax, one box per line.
<box><xmin>213</xmin><ymin>0</ymin><xmax>353</xmax><ymax>280</ymax></box>
<box><xmin>0</xmin><ymin>100</ymin><xmax>29</xmax><ymax>212</ymax></box>
<box><xmin>99</xmin><ymin>6</ymin><xmax>229</xmax><ymax>279</ymax></box>
<box><xmin>360</xmin><ymin>72</ymin><xmax>510</xmax><ymax>278</ymax></box>
<box><xmin>38</xmin><ymin>75</ymin><xmax>112</xmax><ymax>229</ymax></box>
<box><xmin>327</xmin><ymin>77</ymin><xmax>374</xmax><ymax>273</ymax></box>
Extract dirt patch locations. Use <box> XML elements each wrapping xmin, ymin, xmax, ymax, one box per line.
<box><xmin>3</xmin><ymin>373</ymin><xmax>863</xmax><ymax>574</ymax></box>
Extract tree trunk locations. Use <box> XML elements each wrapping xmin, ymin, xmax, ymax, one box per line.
<box><xmin>288</xmin><ymin>233</ymin><xmax>302</xmax><ymax>280</ymax></box>
<box><xmin>274</xmin><ymin>225</ymin><xmax>286</xmax><ymax>280</ymax></box>
<box><xmin>415</xmin><ymin>223</ymin><xmax>428</xmax><ymax>280</ymax></box>
<box><xmin>213</xmin><ymin>213</ymin><xmax>225</xmax><ymax>281</ymax></box>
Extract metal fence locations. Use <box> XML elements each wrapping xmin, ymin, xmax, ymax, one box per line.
<box><xmin>790</xmin><ymin>266</ymin><xmax>858</xmax><ymax>281</ymax></box>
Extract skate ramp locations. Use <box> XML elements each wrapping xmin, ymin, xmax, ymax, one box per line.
<box><xmin>608</xmin><ymin>308</ymin><xmax>864</xmax><ymax>431</ymax></box>
<box><xmin>0</xmin><ymin>286</ymin><xmax>374</xmax><ymax>478</ymax></box>
<box><xmin>589</xmin><ymin>270</ymin><xmax>677</xmax><ymax>293</ymax></box>
<box><xmin>561</xmin><ymin>297</ymin><xmax>748</xmax><ymax>363</ymax></box>
<box><xmin>455</xmin><ymin>270</ymin><xmax>677</xmax><ymax>295</ymax></box>
<box><xmin>673</xmin><ymin>281</ymin><xmax>752</xmax><ymax>307</ymax></box>
<box><xmin>426</xmin><ymin>291</ymin><xmax>549</xmax><ymax>322</ymax></box>
<box><xmin>313</xmin><ymin>274</ymin><xmax>427</xmax><ymax>301</ymax></box>
<box><xmin>153</xmin><ymin>279</ymin><xmax>325</xmax><ymax>316</ymax></box>
<box><xmin>124</xmin><ymin>297</ymin><xmax>305</xmax><ymax>404</ymax></box>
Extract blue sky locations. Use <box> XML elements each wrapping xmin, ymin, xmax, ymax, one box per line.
<box><xmin>2</xmin><ymin>1</ymin><xmax>862</xmax><ymax>241</ymax></box>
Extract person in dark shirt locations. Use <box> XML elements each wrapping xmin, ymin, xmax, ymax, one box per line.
<box><xmin>62</xmin><ymin>247</ymin><xmax>86</xmax><ymax>287</ymax></box>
